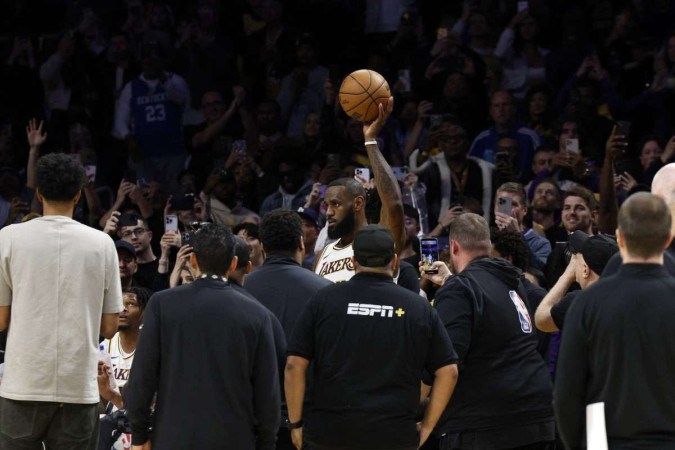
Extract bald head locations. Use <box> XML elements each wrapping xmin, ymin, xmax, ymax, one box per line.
<box><xmin>651</xmin><ymin>163</ymin><xmax>675</xmax><ymax>235</ymax></box>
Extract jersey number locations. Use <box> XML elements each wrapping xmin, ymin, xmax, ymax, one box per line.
<box><xmin>145</xmin><ymin>104</ymin><xmax>166</xmax><ymax>122</ymax></box>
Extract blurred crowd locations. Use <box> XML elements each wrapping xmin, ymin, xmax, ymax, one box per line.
<box><xmin>0</xmin><ymin>0</ymin><xmax>673</xmax><ymax>274</ymax></box>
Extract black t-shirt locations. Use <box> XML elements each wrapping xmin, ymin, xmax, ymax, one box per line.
<box><xmin>550</xmin><ymin>291</ymin><xmax>579</xmax><ymax>331</ymax></box>
<box><xmin>135</xmin><ymin>259</ymin><xmax>159</xmax><ymax>291</ymax></box>
<box><xmin>288</xmin><ymin>272</ymin><xmax>457</xmax><ymax>448</ymax></box>
<box><xmin>397</xmin><ymin>260</ymin><xmax>420</xmax><ymax>294</ymax></box>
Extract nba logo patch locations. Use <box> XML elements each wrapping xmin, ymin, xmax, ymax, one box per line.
<box><xmin>509</xmin><ymin>290</ymin><xmax>532</xmax><ymax>333</ymax></box>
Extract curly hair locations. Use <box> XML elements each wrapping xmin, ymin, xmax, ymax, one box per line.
<box><xmin>192</xmin><ymin>223</ymin><xmax>235</xmax><ymax>275</ymax></box>
<box><xmin>259</xmin><ymin>209</ymin><xmax>303</xmax><ymax>254</ymax></box>
<box><xmin>123</xmin><ymin>286</ymin><xmax>152</xmax><ymax>311</ymax></box>
<box><xmin>36</xmin><ymin>153</ymin><xmax>85</xmax><ymax>201</ymax></box>
<box><xmin>490</xmin><ymin>228</ymin><xmax>531</xmax><ymax>271</ymax></box>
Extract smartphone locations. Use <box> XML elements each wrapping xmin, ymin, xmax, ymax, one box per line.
<box><xmin>420</xmin><ymin>238</ymin><xmax>440</xmax><ymax>274</ymax></box>
<box><xmin>615</xmin><ymin>121</ymin><xmax>631</xmax><ymax>139</ymax></box>
<box><xmin>517</xmin><ymin>1</ymin><xmax>528</xmax><ymax>12</ymax></box>
<box><xmin>392</xmin><ymin>166</ymin><xmax>409</xmax><ymax>181</ymax></box>
<box><xmin>497</xmin><ymin>196</ymin><xmax>512</xmax><ymax>215</ymax></box>
<box><xmin>354</xmin><ymin>167</ymin><xmax>370</xmax><ymax>182</ymax></box>
<box><xmin>164</xmin><ymin>214</ymin><xmax>179</xmax><ymax>232</ymax></box>
<box><xmin>118</xmin><ymin>213</ymin><xmax>140</xmax><ymax>228</ymax></box>
<box><xmin>436</xmin><ymin>27</ymin><xmax>448</xmax><ymax>40</ymax></box>
<box><xmin>318</xmin><ymin>185</ymin><xmax>328</xmax><ymax>199</ymax></box>
<box><xmin>398</xmin><ymin>69</ymin><xmax>411</xmax><ymax>93</ymax></box>
<box><xmin>137</xmin><ymin>176</ymin><xmax>149</xmax><ymax>189</ymax></box>
<box><xmin>565</xmin><ymin>138</ymin><xmax>580</xmax><ymax>154</ymax></box>
<box><xmin>84</xmin><ymin>165</ymin><xmax>96</xmax><ymax>183</ymax></box>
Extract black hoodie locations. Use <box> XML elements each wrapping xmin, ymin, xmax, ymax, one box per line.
<box><xmin>434</xmin><ymin>257</ymin><xmax>553</xmax><ymax>434</ymax></box>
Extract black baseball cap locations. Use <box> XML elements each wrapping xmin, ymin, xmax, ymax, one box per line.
<box><xmin>569</xmin><ymin>231</ymin><xmax>618</xmax><ymax>275</ymax></box>
<box><xmin>353</xmin><ymin>225</ymin><xmax>395</xmax><ymax>267</ymax></box>
<box><xmin>296</xmin><ymin>207</ymin><xmax>320</xmax><ymax>228</ymax></box>
<box><xmin>115</xmin><ymin>239</ymin><xmax>137</xmax><ymax>258</ymax></box>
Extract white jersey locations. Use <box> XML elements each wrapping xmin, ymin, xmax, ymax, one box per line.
<box><xmin>102</xmin><ymin>333</ymin><xmax>135</xmax><ymax>389</ymax></box>
<box><xmin>315</xmin><ymin>241</ymin><xmax>355</xmax><ymax>283</ymax></box>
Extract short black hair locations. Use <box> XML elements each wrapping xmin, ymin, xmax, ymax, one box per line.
<box><xmin>490</xmin><ymin>228</ymin><xmax>531</xmax><ymax>271</ymax></box>
<box><xmin>36</xmin><ymin>153</ymin><xmax>85</xmax><ymax>201</ymax></box>
<box><xmin>233</xmin><ymin>236</ymin><xmax>251</xmax><ymax>269</ymax></box>
<box><xmin>233</xmin><ymin>222</ymin><xmax>259</xmax><ymax>240</ymax></box>
<box><xmin>259</xmin><ymin>209</ymin><xmax>303</xmax><ymax>254</ymax></box>
<box><xmin>192</xmin><ymin>223</ymin><xmax>235</xmax><ymax>275</ymax></box>
<box><xmin>328</xmin><ymin>177</ymin><xmax>366</xmax><ymax>199</ymax></box>
<box><xmin>123</xmin><ymin>286</ymin><xmax>152</xmax><ymax>311</ymax></box>
<box><xmin>403</xmin><ymin>204</ymin><xmax>419</xmax><ymax>223</ymax></box>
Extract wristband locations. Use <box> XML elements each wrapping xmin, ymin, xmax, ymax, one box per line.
<box><xmin>287</xmin><ymin>419</ymin><xmax>304</xmax><ymax>430</ymax></box>
<box><xmin>364</xmin><ymin>140</ymin><xmax>378</xmax><ymax>146</ymax></box>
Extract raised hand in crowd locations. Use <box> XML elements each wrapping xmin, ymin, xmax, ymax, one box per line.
<box><xmin>103</xmin><ymin>211</ymin><xmax>121</xmax><ymax>235</ymax></box>
<box><xmin>158</xmin><ymin>231</ymin><xmax>182</xmax><ymax>276</ymax></box>
<box><xmin>661</xmin><ymin>135</ymin><xmax>675</xmax><ymax>163</ymax></box>
<box><xmin>128</xmin><ymin>182</ymin><xmax>153</xmax><ymax>218</ymax></box>
<box><xmin>169</xmin><ymin>244</ymin><xmax>194</xmax><ymax>288</ymax></box>
<box><xmin>614</xmin><ymin>171</ymin><xmax>637</xmax><ymax>192</ymax></box>
<box><xmin>418</xmin><ymin>260</ymin><xmax>452</xmax><ymax>286</ymax></box>
<box><xmin>26</xmin><ymin>118</ymin><xmax>47</xmax><ymax>149</ymax></box>
<box><xmin>427</xmin><ymin>205</ymin><xmax>464</xmax><ymax>237</ymax></box>
<box><xmin>304</xmin><ymin>182</ymin><xmax>323</xmax><ymax>210</ymax></box>
<box><xmin>495</xmin><ymin>208</ymin><xmax>521</xmax><ymax>233</ymax></box>
<box><xmin>25</xmin><ymin>118</ymin><xmax>47</xmax><ymax>191</ymax></box>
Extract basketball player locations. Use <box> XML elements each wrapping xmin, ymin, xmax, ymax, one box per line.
<box><xmin>314</xmin><ymin>98</ymin><xmax>404</xmax><ymax>283</ymax></box>
<box><xmin>98</xmin><ymin>287</ymin><xmax>151</xmax><ymax>411</ymax></box>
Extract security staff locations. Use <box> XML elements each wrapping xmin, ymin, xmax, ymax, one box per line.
<box><xmin>421</xmin><ymin>213</ymin><xmax>555</xmax><ymax>449</ymax></box>
<box><xmin>286</xmin><ymin>225</ymin><xmax>459</xmax><ymax>450</ymax></box>
<box><xmin>555</xmin><ymin>193</ymin><xmax>675</xmax><ymax>449</ymax></box>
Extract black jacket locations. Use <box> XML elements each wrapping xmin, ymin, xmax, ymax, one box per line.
<box><xmin>244</xmin><ymin>254</ymin><xmax>333</xmax><ymax>340</ymax></box>
<box><xmin>434</xmin><ymin>257</ymin><xmax>553</xmax><ymax>433</ymax></box>
<box><xmin>125</xmin><ymin>278</ymin><xmax>280</xmax><ymax>450</ymax></box>
<box><xmin>555</xmin><ymin>264</ymin><xmax>675</xmax><ymax>449</ymax></box>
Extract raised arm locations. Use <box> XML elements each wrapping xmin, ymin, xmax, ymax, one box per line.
<box><xmin>192</xmin><ymin>86</ymin><xmax>245</xmax><ymax>148</ymax></box>
<box><xmin>363</xmin><ymin>98</ymin><xmax>405</xmax><ymax>253</ymax></box>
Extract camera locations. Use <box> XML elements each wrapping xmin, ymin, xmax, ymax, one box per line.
<box><xmin>556</xmin><ymin>241</ymin><xmax>574</xmax><ymax>265</ymax></box>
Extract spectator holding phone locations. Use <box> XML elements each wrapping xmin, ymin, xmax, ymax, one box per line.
<box><xmin>494</xmin><ymin>182</ymin><xmax>551</xmax><ymax>269</ymax></box>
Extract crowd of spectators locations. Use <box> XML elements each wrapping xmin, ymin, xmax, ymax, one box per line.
<box><xmin>0</xmin><ymin>1</ymin><xmax>672</xmax><ymax>242</ymax></box>
<box><xmin>1</xmin><ymin>1</ymin><xmax>675</xmax><ymax>448</ymax></box>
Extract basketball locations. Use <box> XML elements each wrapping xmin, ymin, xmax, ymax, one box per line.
<box><xmin>338</xmin><ymin>69</ymin><xmax>391</xmax><ymax>122</ymax></box>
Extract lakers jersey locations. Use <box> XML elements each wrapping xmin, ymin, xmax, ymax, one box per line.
<box><xmin>103</xmin><ymin>332</ymin><xmax>135</xmax><ymax>389</ymax></box>
<box><xmin>315</xmin><ymin>241</ymin><xmax>355</xmax><ymax>283</ymax></box>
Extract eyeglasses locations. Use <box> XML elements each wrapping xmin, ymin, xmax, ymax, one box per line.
<box><xmin>120</xmin><ymin>228</ymin><xmax>147</xmax><ymax>239</ymax></box>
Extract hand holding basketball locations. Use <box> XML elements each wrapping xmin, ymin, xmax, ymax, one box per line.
<box><xmin>339</xmin><ymin>69</ymin><xmax>391</xmax><ymax>122</ymax></box>
<box><xmin>363</xmin><ymin>96</ymin><xmax>394</xmax><ymax>141</ymax></box>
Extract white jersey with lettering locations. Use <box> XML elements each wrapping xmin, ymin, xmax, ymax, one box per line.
<box><xmin>103</xmin><ymin>332</ymin><xmax>135</xmax><ymax>389</ymax></box>
<box><xmin>315</xmin><ymin>241</ymin><xmax>355</xmax><ymax>283</ymax></box>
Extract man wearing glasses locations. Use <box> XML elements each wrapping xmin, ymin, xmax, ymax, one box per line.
<box><xmin>119</xmin><ymin>215</ymin><xmax>158</xmax><ymax>289</ymax></box>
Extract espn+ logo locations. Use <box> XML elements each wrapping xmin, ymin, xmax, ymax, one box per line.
<box><xmin>347</xmin><ymin>303</ymin><xmax>405</xmax><ymax>318</ymax></box>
